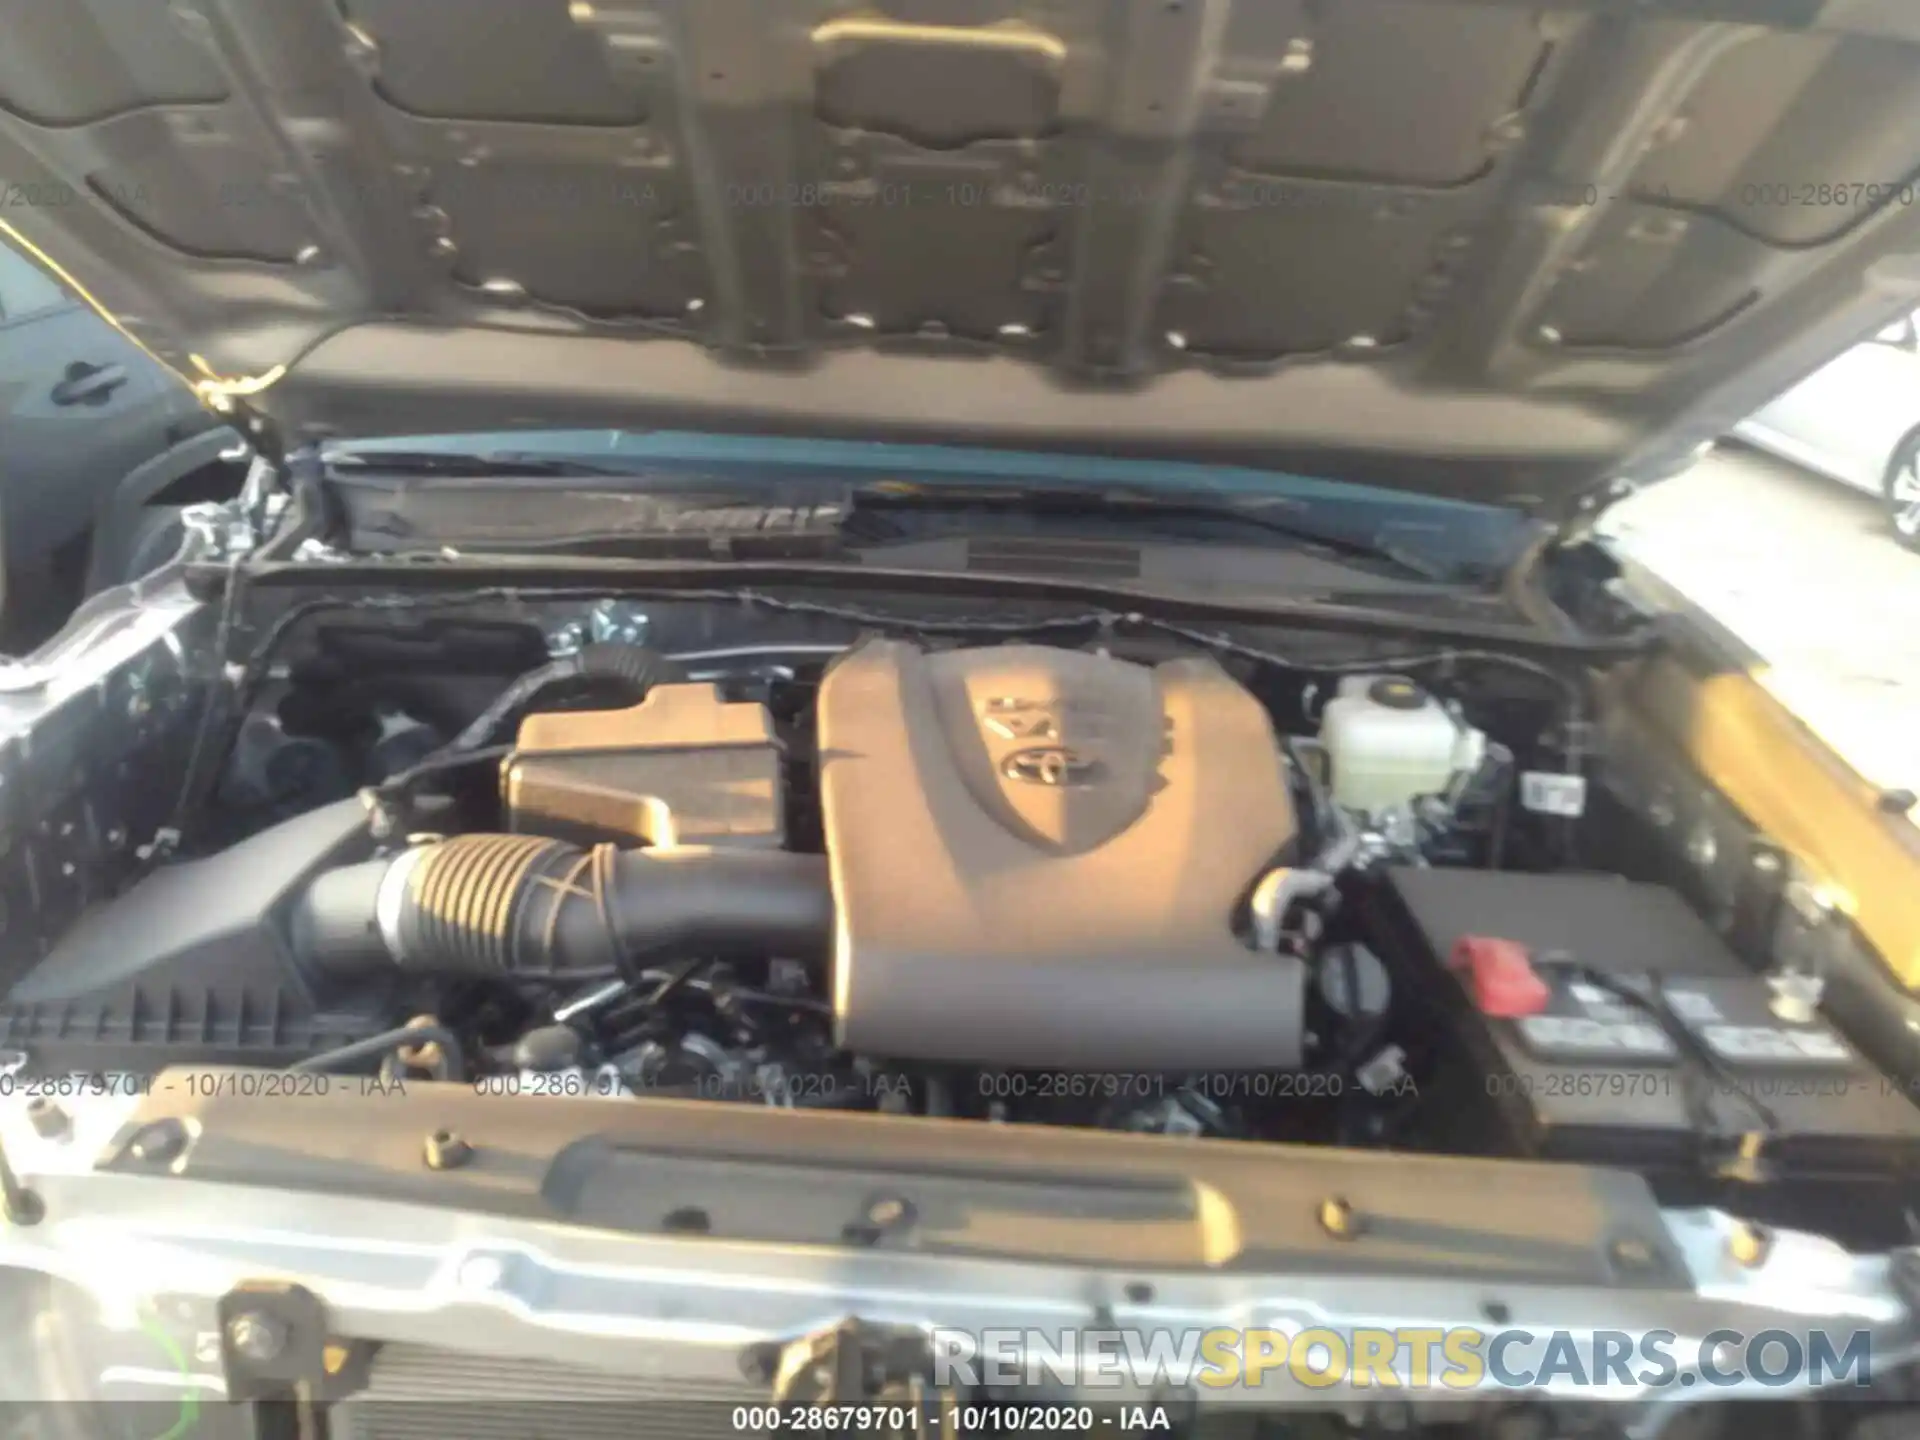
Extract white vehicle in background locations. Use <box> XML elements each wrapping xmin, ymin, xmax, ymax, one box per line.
<box><xmin>1732</xmin><ymin>311</ymin><xmax>1920</xmax><ymax>551</ymax></box>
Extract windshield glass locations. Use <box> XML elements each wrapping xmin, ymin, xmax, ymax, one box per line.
<box><xmin>321</xmin><ymin>429</ymin><xmax>1496</xmax><ymax>506</ymax></box>
<box><xmin>319</xmin><ymin>429</ymin><xmax>1541</xmax><ymax>585</ymax></box>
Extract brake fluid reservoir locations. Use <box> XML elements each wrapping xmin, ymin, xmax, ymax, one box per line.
<box><xmin>1318</xmin><ymin>675</ymin><xmax>1486</xmax><ymax>817</ymax></box>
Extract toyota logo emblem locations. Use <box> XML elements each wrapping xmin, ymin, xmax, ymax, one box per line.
<box><xmin>1001</xmin><ymin>747</ymin><xmax>1102</xmax><ymax>787</ymax></box>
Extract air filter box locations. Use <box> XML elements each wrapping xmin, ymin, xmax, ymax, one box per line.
<box><xmin>504</xmin><ymin>683</ymin><xmax>785</xmax><ymax>848</ymax></box>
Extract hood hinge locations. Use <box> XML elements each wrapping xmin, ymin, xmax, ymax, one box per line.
<box><xmin>197</xmin><ymin>383</ymin><xmax>289</xmax><ymax>474</ymax></box>
<box><xmin>188</xmin><ymin>385</ymin><xmax>295</xmax><ymax>559</ymax></box>
<box><xmin>1550</xmin><ymin>475</ymin><xmax>1640</xmax><ymax>547</ymax></box>
<box><xmin>179</xmin><ymin>443</ymin><xmax>290</xmax><ymax>562</ymax></box>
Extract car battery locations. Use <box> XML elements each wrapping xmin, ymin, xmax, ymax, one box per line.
<box><xmin>1367</xmin><ymin>867</ymin><xmax>1920</xmax><ymax>1180</ymax></box>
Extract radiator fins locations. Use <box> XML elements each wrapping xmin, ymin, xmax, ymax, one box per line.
<box><xmin>333</xmin><ymin>1344</ymin><xmax>765</xmax><ymax>1440</ymax></box>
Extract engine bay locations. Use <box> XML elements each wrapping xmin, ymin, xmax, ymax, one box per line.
<box><xmin>6</xmin><ymin>587</ymin><xmax>1918</xmax><ymax>1249</ymax></box>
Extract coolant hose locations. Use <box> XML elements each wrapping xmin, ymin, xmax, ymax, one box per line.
<box><xmin>293</xmin><ymin>834</ymin><xmax>833</xmax><ymax>978</ymax></box>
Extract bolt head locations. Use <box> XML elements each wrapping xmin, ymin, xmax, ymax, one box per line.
<box><xmin>1318</xmin><ymin>1195</ymin><xmax>1362</xmax><ymax>1240</ymax></box>
<box><xmin>546</xmin><ymin>622</ymin><xmax>586</xmax><ymax>658</ymax></box>
<box><xmin>24</xmin><ymin>1097</ymin><xmax>70</xmax><ymax>1141</ymax></box>
<box><xmin>423</xmin><ymin>1129</ymin><xmax>473</xmax><ymax>1170</ymax></box>
<box><xmin>1728</xmin><ymin>1222</ymin><xmax>1772</xmax><ymax>1268</ymax></box>
<box><xmin>127</xmin><ymin>1120</ymin><xmax>187</xmax><ymax>1166</ymax></box>
<box><xmin>227</xmin><ymin>1312</ymin><xmax>287</xmax><ymax>1363</ymax></box>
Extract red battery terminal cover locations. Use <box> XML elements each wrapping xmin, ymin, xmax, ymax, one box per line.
<box><xmin>1448</xmin><ymin>935</ymin><xmax>1551</xmax><ymax>1017</ymax></box>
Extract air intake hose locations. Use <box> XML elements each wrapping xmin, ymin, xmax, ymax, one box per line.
<box><xmin>293</xmin><ymin>834</ymin><xmax>833</xmax><ymax>978</ymax></box>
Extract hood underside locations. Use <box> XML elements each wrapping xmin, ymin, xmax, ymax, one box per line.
<box><xmin>7</xmin><ymin>0</ymin><xmax>1920</xmax><ymax>512</ymax></box>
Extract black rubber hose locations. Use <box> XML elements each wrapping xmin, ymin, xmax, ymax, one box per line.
<box><xmin>358</xmin><ymin>643</ymin><xmax>686</xmax><ymax>831</ymax></box>
<box><xmin>292</xmin><ymin>1023</ymin><xmax>467</xmax><ymax>1081</ymax></box>
<box><xmin>447</xmin><ymin>643</ymin><xmax>685</xmax><ymax>753</ymax></box>
<box><xmin>295</xmin><ymin>834</ymin><xmax>834</xmax><ymax>979</ymax></box>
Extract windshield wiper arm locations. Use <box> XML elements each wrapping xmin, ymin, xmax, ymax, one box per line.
<box><xmin>324</xmin><ymin>449</ymin><xmax>654</xmax><ymax>479</ymax></box>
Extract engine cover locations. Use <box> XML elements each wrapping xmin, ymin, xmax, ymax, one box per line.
<box><xmin>817</xmin><ymin>640</ymin><xmax>1303</xmax><ymax>1070</ymax></box>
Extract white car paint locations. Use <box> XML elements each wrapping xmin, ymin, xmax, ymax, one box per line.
<box><xmin>1600</xmin><ymin>446</ymin><xmax>1920</xmax><ymax>814</ymax></box>
<box><xmin>1731</xmin><ymin>313</ymin><xmax>1920</xmax><ymax>546</ymax></box>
